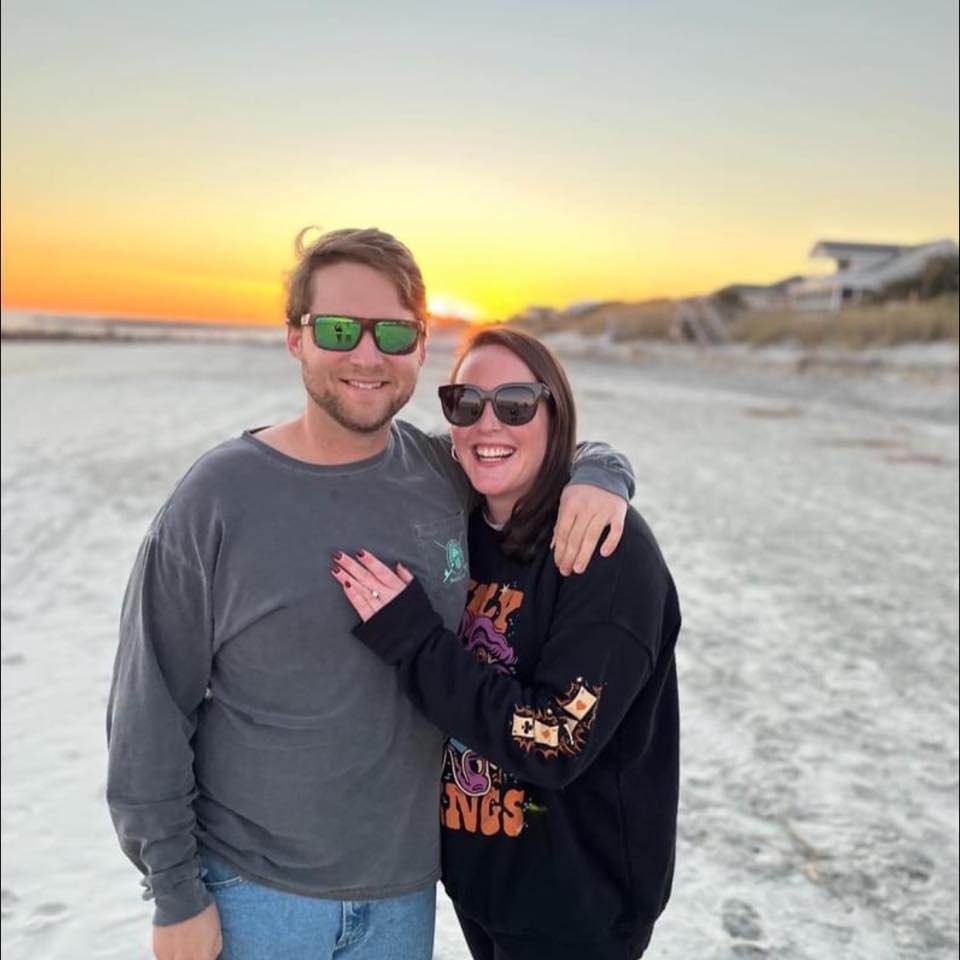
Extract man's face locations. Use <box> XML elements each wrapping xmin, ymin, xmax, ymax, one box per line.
<box><xmin>288</xmin><ymin>261</ymin><xmax>425</xmax><ymax>434</ymax></box>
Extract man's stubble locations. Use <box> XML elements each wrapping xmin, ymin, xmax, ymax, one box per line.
<box><xmin>301</xmin><ymin>362</ymin><xmax>417</xmax><ymax>435</ymax></box>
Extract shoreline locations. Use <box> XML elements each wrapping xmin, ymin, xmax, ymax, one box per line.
<box><xmin>0</xmin><ymin>327</ymin><xmax>282</xmax><ymax>345</ymax></box>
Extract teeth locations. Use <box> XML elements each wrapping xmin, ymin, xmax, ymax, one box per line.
<box><xmin>346</xmin><ymin>381</ymin><xmax>384</xmax><ymax>390</ymax></box>
<box><xmin>475</xmin><ymin>446</ymin><xmax>515</xmax><ymax>460</ymax></box>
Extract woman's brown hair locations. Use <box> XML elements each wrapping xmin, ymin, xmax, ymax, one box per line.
<box><xmin>451</xmin><ymin>327</ymin><xmax>577</xmax><ymax>562</ymax></box>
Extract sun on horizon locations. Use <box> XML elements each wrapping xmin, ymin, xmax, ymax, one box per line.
<box><xmin>427</xmin><ymin>294</ymin><xmax>485</xmax><ymax>323</ymax></box>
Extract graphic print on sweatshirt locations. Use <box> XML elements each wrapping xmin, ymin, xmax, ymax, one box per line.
<box><xmin>440</xmin><ymin>577</ymin><xmax>603</xmax><ymax>839</ymax></box>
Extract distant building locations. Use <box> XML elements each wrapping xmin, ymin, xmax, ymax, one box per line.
<box><xmin>513</xmin><ymin>306</ymin><xmax>558</xmax><ymax>325</ymax></box>
<box><xmin>716</xmin><ymin>276</ymin><xmax>804</xmax><ymax>310</ymax></box>
<box><xmin>787</xmin><ymin>239</ymin><xmax>958</xmax><ymax>311</ymax></box>
<box><xmin>561</xmin><ymin>300</ymin><xmax>608</xmax><ymax>317</ymax></box>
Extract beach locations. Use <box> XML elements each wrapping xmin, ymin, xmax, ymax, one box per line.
<box><xmin>1</xmin><ymin>333</ymin><xmax>958</xmax><ymax>959</ymax></box>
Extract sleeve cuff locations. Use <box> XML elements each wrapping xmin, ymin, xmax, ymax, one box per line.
<box><xmin>152</xmin><ymin>874</ymin><xmax>212</xmax><ymax>926</ymax></box>
<box><xmin>353</xmin><ymin>578</ymin><xmax>445</xmax><ymax>664</ymax></box>
<box><xmin>568</xmin><ymin>463</ymin><xmax>634</xmax><ymax>501</ymax></box>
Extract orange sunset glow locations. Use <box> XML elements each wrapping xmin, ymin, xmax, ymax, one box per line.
<box><xmin>2</xmin><ymin>4</ymin><xmax>957</xmax><ymax>326</ymax></box>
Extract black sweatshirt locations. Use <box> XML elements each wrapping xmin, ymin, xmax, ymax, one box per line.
<box><xmin>354</xmin><ymin>506</ymin><xmax>680</xmax><ymax>951</ymax></box>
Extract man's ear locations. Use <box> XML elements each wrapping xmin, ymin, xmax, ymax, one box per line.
<box><xmin>417</xmin><ymin>337</ymin><xmax>427</xmax><ymax>367</ymax></box>
<box><xmin>286</xmin><ymin>323</ymin><xmax>303</xmax><ymax>359</ymax></box>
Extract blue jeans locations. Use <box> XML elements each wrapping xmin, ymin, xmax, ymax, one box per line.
<box><xmin>199</xmin><ymin>849</ymin><xmax>436</xmax><ymax>960</ymax></box>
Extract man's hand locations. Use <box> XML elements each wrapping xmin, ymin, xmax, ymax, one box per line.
<box><xmin>153</xmin><ymin>902</ymin><xmax>222</xmax><ymax>960</ymax></box>
<box><xmin>552</xmin><ymin>484</ymin><xmax>628</xmax><ymax>575</ymax></box>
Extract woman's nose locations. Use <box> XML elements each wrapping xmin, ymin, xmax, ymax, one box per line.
<box><xmin>475</xmin><ymin>399</ymin><xmax>501</xmax><ymax>430</ymax></box>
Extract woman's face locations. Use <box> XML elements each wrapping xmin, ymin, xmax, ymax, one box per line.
<box><xmin>450</xmin><ymin>344</ymin><xmax>550</xmax><ymax>514</ymax></box>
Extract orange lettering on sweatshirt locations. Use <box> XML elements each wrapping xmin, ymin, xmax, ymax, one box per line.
<box><xmin>466</xmin><ymin>581</ymin><xmax>524</xmax><ymax>635</ymax></box>
<box><xmin>441</xmin><ymin>783</ymin><xmax>526</xmax><ymax>838</ymax></box>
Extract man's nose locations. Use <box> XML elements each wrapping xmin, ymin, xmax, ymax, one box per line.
<box><xmin>351</xmin><ymin>329</ymin><xmax>382</xmax><ymax>363</ymax></box>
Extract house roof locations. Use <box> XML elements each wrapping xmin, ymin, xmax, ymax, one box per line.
<box><xmin>810</xmin><ymin>241</ymin><xmax>906</xmax><ymax>259</ymax></box>
<box><xmin>792</xmin><ymin>238</ymin><xmax>958</xmax><ymax>294</ymax></box>
<box><xmin>768</xmin><ymin>274</ymin><xmax>805</xmax><ymax>290</ymax></box>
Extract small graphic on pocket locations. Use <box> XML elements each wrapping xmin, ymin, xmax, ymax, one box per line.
<box><xmin>435</xmin><ymin>535</ymin><xmax>468</xmax><ymax>584</ymax></box>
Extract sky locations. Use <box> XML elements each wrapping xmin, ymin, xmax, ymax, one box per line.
<box><xmin>2</xmin><ymin>0</ymin><xmax>958</xmax><ymax>325</ymax></box>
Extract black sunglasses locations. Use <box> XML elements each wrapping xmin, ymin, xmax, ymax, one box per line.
<box><xmin>438</xmin><ymin>382</ymin><xmax>552</xmax><ymax>427</ymax></box>
<box><xmin>300</xmin><ymin>314</ymin><xmax>423</xmax><ymax>355</ymax></box>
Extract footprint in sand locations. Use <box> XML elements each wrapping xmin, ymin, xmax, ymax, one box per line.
<box><xmin>32</xmin><ymin>902</ymin><xmax>67</xmax><ymax>917</ymax></box>
<box><xmin>743</xmin><ymin>406</ymin><xmax>804</xmax><ymax>419</ymax></box>
<box><xmin>1</xmin><ymin>888</ymin><xmax>19</xmax><ymax>919</ymax></box>
<box><xmin>731</xmin><ymin>946</ymin><xmax>770</xmax><ymax>959</ymax></box>
<box><xmin>25</xmin><ymin>901</ymin><xmax>68</xmax><ymax>933</ymax></box>
<box><xmin>722</xmin><ymin>898</ymin><xmax>767</xmax><ymax>955</ymax></box>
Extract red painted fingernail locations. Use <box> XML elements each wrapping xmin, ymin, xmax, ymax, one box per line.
<box><xmin>332</xmin><ymin>551</ymin><xmax>343</xmax><ymax>560</ymax></box>
<box><xmin>357</xmin><ymin>549</ymin><xmax>366</xmax><ymax>557</ymax></box>
<box><xmin>332</xmin><ymin>565</ymin><xmax>342</xmax><ymax>575</ymax></box>
<box><xmin>344</xmin><ymin>579</ymin><xmax>352</xmax><ymax>588</ymax></box>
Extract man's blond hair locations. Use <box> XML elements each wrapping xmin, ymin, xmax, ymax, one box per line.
<box><xmin>285</xmin><ymin>227</ymin><xmax>428</xmax><ymax>326</ymax></box>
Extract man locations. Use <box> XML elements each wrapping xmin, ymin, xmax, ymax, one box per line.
<box><xmin>107</xmin><ymin>227</ymin><xmax>634</xmax><ymax>960</ymax></box>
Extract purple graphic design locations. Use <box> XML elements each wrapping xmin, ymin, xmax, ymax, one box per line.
<box><xmin>441</xmin><ymin>602</ymin><xmax>520</xmax><ymax>797</ymax></box>
<box><xmin>445</xmin><ymin>739</ymin><xmax>493</xmax><ymax>796</ymax></box>
<box><xmin>459</xmin><ymin>610</ymin><xmax>517</xmax><ymax>674</ymax></box>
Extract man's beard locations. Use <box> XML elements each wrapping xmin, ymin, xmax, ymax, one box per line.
<box><xmin>303</xmin><ymin>371</ymin><xmax>414</xmax><ymax>435</ymax></box>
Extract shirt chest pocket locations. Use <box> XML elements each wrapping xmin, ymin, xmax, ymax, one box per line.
<box><xmin>412</xmin><ymin>511</ymin><xmax>470</xmax><ymax>626</ymax></box>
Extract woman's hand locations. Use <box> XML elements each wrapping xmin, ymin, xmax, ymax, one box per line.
<box><xmin>331</xmin><ymin>549</ymin><xmax>414</xmax><ymax>623</ymax></box>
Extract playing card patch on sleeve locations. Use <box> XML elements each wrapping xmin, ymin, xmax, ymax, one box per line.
<box><xmin>510</xmin><ymin>678</ymin><xmax>603</xmax><ymax>759</ymax></box>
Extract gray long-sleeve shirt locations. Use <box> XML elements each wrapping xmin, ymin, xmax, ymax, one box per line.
<box><xmin>106</xmin><ymin>421</ymin><xmax>634</xmax><ymax>924</ymax></box>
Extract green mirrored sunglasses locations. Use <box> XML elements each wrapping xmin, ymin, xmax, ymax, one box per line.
<box><xmin>300</xmin><ymin>314</ymin><xmax>423</xmax><ymax>355</ymax></box>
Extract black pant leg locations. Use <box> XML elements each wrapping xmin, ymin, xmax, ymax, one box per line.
<box><xmin>453</xmin><ymin>905</ymin><xmax>498</xmax><ymax>960</ymax></box>
<box><xmin>453</xmin><ymin>903</ymin><xmax>645</xmax><ymax>960</ymax></box>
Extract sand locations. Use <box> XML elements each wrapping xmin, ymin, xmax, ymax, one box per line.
<box><xmin>2</xmin><ymin>333</ymin><xmax>957</xmax><ymax>959</ymax></box>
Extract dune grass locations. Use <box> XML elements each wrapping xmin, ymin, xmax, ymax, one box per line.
<box><xmin>513</xmin><ymin>300</ymin><xmax>676</xmax><ymax>340</ymax></box>
<box><xmin>730</xmin><ymin>295</ymin><xmax>959</xmax><ymax>348</ymax></box>
<box><xmin>512</xmin><ymin>295</ymin><xmax>959</xmax><ymax>348</ymax></box>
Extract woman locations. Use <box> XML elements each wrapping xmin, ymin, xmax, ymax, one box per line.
<box><xmin>332</xmin><ymin>327</ymin><xmax>680</xmax><ymax>960</ymax></box>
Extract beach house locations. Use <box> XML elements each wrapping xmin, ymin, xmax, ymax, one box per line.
<box><xmin>787</xmin><ymin>239</ymin><xmax>958</xmax><ymax>311</ymax></box>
